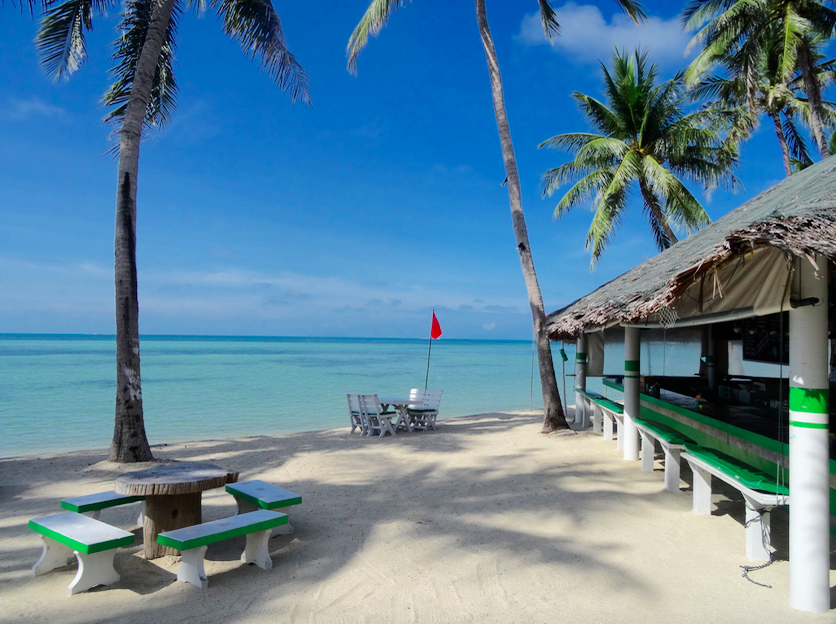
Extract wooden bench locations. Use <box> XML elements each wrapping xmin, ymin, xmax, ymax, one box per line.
<box><xmin>632</xmin><ymin>417</ymin><xmax>694</xmax><ymax>492</ymax></box>
<box><xmin>61</xmin><ymin>491</ymin><xmax>145</xmax><ymax>526</ymax></box>
<box><xmin>681</xmin><ymin>443</ymin><xmax>790</xmax><ymax>562</ymax></box>
<box><xmin>226</xmin><ymin>480</ymin><xmax>301</xmax><ymax>535</ymax></box>
<box><xmin>576</xmin><ymin>389</ymin><xmax>623</xmax><ymax>440</ymax></box>
<box><xmin>29</xmin><ymin>512</ymin><xmax>135</xmax><ymax>595</ymax></box>
<box><xmin>157</xmin><ymin>509</ymin><xmax>287</xmax><ymax>589</ymax></box>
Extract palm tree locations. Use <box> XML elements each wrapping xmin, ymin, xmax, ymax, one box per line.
<box><xmin>540</xmin><ymin>49</ymin><xmax>738</xmax><ymax>264</ymax></box>
<box><xmin>683</xmin><ymin>0</ymin><xmax>836</xmax><ymax>158</ymax></box>
<box><xmin>346</xmin><ymin>0</ymin><xmax>646</xmax><ymax>433</ymax></box>
<box><xmin>37</xmin><ymin>0</ymin><xmax>310</xmax><ymax>462</ymax></box>
<box><xmin>690</xmin><ymin>26</ymin><xmax>835</xmax><ymax>176</ymax></box>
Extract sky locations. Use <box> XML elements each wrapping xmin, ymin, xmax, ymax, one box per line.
<box><xmin>0</xmin><ymin>1</ymin><xmax>815</xmax><ymax>339</ymax></box>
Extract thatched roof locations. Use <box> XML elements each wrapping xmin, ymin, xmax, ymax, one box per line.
<box><xmin>545</xmin><ymin>156</ymin><xmax>836</xmax><ymax>340</ymax></box>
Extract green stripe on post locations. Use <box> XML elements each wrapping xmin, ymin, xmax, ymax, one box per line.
<box><xmin>789</xmin><ymin>421</ymin><xmax>830</xmax><ymax>429</ymax></box>
<box><xmin>575</xmin><ymin>352</ymin><xmax>587</xmax><ymax>362</ymax></box>
<box><xmin>789</xmin><ymin>387</ymin><xmax>829</xmax><ymax>413</ymax></box>
<box><xmin>624</xmin><ymin>360</ymin><xmax>639</xmax><ymax>372</ymax></box>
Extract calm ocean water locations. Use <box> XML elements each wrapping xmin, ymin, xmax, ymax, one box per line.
<box><xmin>0</xmin><ymin>334</ymin><xmax>583</xmax><ymax>458</ymax></box>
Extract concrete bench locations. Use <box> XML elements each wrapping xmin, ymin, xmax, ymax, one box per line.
<box><xmin>576</xmin><ymin>389</ymin><xmax>623</xmax><ymax>440</ymax></box>
<box><xmin>61</xmin><ymin>491</ymin><xmax>145</xmax><ymax>526</ymax></box>
<box><xmin>29</xmin><ymin>512</ymin><xmax>135</xmax><ymax>595</ymax></box>
<box><xmin>157</xmin><ymin>509</ymin><xmax>288</xmax><ymax>589</ymax></box>
<box><xmin>632</xmin><ymin>417</ymin><xmax>694</xmax><ymax>492</ymax></box>
<box><xmin>681</xmin><ymin>443</ymin><xmax>790</xmax><ymax>562</ymax></box>
<box><xmin>226</xmin><ymin>480</ymin><xmax>301</xmax><ymax>535</ymax></box>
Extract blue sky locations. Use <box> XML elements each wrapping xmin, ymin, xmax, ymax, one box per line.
<box><xmin>0</xmin><ymin>1</ymin><xmax>810</xmax><ymax>339</ymax></box>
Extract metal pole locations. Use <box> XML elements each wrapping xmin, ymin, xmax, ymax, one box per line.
<box><xmin>623</xmin><ymin>326</ymin><xmax>640</xmax><ymax>461</ymax></box>
<box><xmin>424</xmin><ymin>336</ymin><xmax>433</xmax><ymax>390</ymax></box>
<box><xmin>574</xmin><ymin>334</ymin><xmax>588</xmax><ymax>426</ymax></box>
<box><xmin>788</xmin><ymin>255</ymin><xmax>830</xmax><ymax>613</ymax></box>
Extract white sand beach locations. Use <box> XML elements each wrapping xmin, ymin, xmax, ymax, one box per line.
<box><xmin>1</xmin><ymin>410</ymin><xmax>833</xmax><ymax>623</ymax></box>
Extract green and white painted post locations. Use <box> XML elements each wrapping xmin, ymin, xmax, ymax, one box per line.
<box><xmin>788</xmin><ymin>256</ymin><xmax>830</xmax><ymax>614</ymax></box>
<box><xmin>623</xmin><ymin>327</ymin><xmax>640</xmax><ymax>461</ymax></box>
<box><xmin>574</xmin><ymin>334</ymin><xmax>588</xmax><ymax>427</ymax></box>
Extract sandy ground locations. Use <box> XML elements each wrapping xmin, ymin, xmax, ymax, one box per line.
<box><xmin>1</xmin><ymin>409</ymin><xmax>834</xmax><ymax>624</ymax></box>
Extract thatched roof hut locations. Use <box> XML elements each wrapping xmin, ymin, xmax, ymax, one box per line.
<box><xmin>545</xmin><ymin>156</ymin><xmax>836</xmax><ymax>340</ymax></box>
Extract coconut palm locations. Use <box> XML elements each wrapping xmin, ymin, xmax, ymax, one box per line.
<box><xmin>37</xmin><ymin>0</ymin><xmax>310</xmax><ymax>462</ymax></box>
<box><xmin>683</xmin><ymin>0</ymin><xmax>836</xmax><ymax>158</ymax></box>
<box><xmin>540</xmin><ymin>49</ymin><xmax>738</xmax><ymax>264</ymax></box>
<box><xmin>690</xmin><ymin>26</ymin><xmax>836</xmax><ymax>175</ymax></box>
<box><xmin>346</xmin><ymin>0</ymin><xmax>646</xmax><ymax>433</ymax></box>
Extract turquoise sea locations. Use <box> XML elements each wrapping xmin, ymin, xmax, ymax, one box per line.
<box><xmin>0</xmin><ymin>334</ymin><xmax>583</xmax><ymax>459</ymax></box>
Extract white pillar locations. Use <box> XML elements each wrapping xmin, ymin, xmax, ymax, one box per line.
<box><xmin>788</xmin><ymin>256</ymin><xmax>830</xmax><ymax>614</ymax></box>
<box><xmin>574</xmin><ymin>334</ymin><xmax>588</xmax><ymax>426</ymax></box>
<box><xmin>623</xmin><ymin>327</ymin><xmax>640</xmax><ymax>461</ymax></box>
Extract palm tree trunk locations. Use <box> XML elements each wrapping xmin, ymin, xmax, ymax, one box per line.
<box><xmin>797</xmin><ymin>44</ymin><xmax>831</xmax><ymax>158</ymax></box>
<box><xmin>109</xmin><ymin>0</ymin><xmax>177</xmax><ymax>462</ymax></box>
<box><xmin>474</xmin><ymin>0</ymin><xmax>568</xmax><ymax>432</ymax></box>
<box><xmin>770</xmin><ymin>111</ymin><xmax>794</xmax><ymax>176</ymax></box>
<box><xmin>637</xmin><ymin>178</ymin><xmax>678</xmax><ymax>246</ymax></box>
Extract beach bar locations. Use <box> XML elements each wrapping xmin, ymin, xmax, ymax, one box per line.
<box><xmin>545</xmin><ymin>157</ymin><xmax>836</xmax><ymax>614</ymax></box>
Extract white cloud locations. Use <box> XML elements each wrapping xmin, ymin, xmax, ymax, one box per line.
<box><xmin>516</xmin><ymin>3</ymin><xmax>692</xmax><ymax>67</ymax></box>
<box><xmin>482</xmin><ymin>322</ymin><xmax>497</xmax><ymax>331</ymax></box>
<box><xmin>1</xmin><ymin>98</ymin><xmax>68</xmax><ymax>121</ymax></box>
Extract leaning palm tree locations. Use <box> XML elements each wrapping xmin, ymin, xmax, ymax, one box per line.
<box><xmin>346</xmin><ymin>0</ymin><xmax>645</xmax><ymax>433</ymax></box>
<box><xmin>683</xmin><ymin>0</ymin><xmax>836</xmax><ymax>158</ymax></box>
<box><xmin>540</xmin><ymin>49</ymin><xmax>738</xmax><ymax>264</ymax></box>
<box><xmin>690</xmin><ymin>26</ymin><xmax>835</xmax><ymax>176</ymax></box>
<box><xmin>37</xmin><ymin>0</ymin><xmax>310</xmax><ymax>462</ymax></box>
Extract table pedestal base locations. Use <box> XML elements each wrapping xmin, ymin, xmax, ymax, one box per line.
<box><xmin>144</xmin><ymin>493</ymin><xmax>202</xmax><ymax>559</ymax></box>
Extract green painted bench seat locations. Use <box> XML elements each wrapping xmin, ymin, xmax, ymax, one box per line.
<box><xmin>157</xmin><ymin>509</ymin><xmax>287</xmax><ymax>589</ymax></box>
<box><xmin>29</xmin><ymin>512</ymin><xmax>134</xmax><ymax>595</ymax></box>
<box><xmin>575</xmin><ymin>389</ymin><xmax>624</xmax><ymax>414</ymax></box>
<box><xmin>683</xmin><ymin>443</ymin><xmax>789</xmax><ymax>496</ymax></box>
<box><xmin>681</xmin><ymin>443</ymin><xmax>790</xmax><ymax>562</ymax></box>
<box><xmin>60</xmin><ymin>491</ymin><xmax>145</xmax><ymax>527</ymax></box>
<box><xmin>632</xmin><ymin>417</ymin><xmax>695</xmax><ymax>492</ymax></box>
<box><xmin>226</xmin><ymin>480</ymin><xmax>301</xmax><ymax>535</ymax></box>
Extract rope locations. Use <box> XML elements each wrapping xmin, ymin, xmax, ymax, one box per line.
<box><xmin>739</xmin><ymin>510</ymin><xmax>775</xmax><ymax>588</ymax></box>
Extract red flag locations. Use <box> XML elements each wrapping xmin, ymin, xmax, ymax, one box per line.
<box><xmin>430</xmin><ymin>311</ymin><xmax>443</xmax><ymax>339</ymax></box>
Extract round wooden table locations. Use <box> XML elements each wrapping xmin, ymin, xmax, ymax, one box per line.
<box><xmin>114</xmin><ymin>462</ymin><xmax>239</xmax><ymax>559</ymax></box>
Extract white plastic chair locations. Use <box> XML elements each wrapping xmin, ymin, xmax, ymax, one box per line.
<box><xmin>407</xmin><ymin>389</ymin><xmax>443</xmax><ymax>431</ymax></box>
<box><xmin>347</xmin><ymin>394</ymin><xmax>367</xmax><ymax>435</ymax></box>
<box><xmin>359</xmin><ymin>394</ymin><xmax>398</xmax><ymax>438</ymax></box>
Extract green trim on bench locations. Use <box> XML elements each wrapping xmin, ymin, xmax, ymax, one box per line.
<box><xmin>225</xmin><ymin>481</ymin><xmax>302</xmax><ymax>510</ymax></box>
<box><xmin>683</xmin><ymin>443</ymin><xmax>790</xmax><ymax>495</ymax></box>
<box><xmin>575</xmin><ymin>388</ymin><xmax>624</xmax><ymax>414</ymax></box>
<box><xmin>633</xmin><ymin>417</ymin><xmax>694</xmax><ymax>446</ymax></box>
<box><xmin>157</xmin><ymin>511</ymin><xmax>288</xmax><ymax>550</ymax></box>
<box><xmin>28</xmin><ymin>516</ymin><xmax>135</xmax><ymax>555</ymax></box>
<box><xmin>60</xmin><ymin>492</ymin><xmax>145</xmax><ymax>513</ymax></box>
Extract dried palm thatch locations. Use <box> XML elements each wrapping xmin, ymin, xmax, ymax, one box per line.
<box><xmin>545</xmin><ymin>157</ymin><xmax>836</xmax><ymax>340</ymax></box>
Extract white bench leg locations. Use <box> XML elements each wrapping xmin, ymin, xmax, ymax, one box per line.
<box><xmin>82</xmin><ymin>510</ymin><xmax>102</xmax><ymax>521</ymax></box>
<box><xmin>743</xmin><ymin>497</ymin><xmax>772</xmax><ymax>562</ymax></box>
<box><xmin>137</xmin><ymin>502</ymin><xmax>145</xmax><ymax>528</ymax></box>
<box><xmin>177</xmin><ymin>545</ymin><xmax>209</xmax><ymax>589</ymax></box>
<box><xmin>616</xmin><ymin>417</ymin><xmax>624</xmax><ymax>450</ymax></box>
<box><xmin>593</xmin><ymin>405</ymin><xmax>603</xmax><ymax>433</ymax></box>
<box><xmin>32</xmin><ymin>535</ymin><xmax>74</xmax><ymax>576</ymax></box>
<box><xmin>68</xmin><ymin>550</ymin><xmax>120</xmax><ymax>596</ymax></box>
<box><xmin>603</xmin><ymin>411</ymin><xmax>614</xmax><ymax>441</ymax></box>
<box><xmin>241</xmin><ymin>529</ymin><xmax>273</xmax><ymax>570</ymax></box>
<box><xmin>235</xmin><ymin>499</ymin><xmax>293</xmax><ymax>536</ymax></box>
<box><xmin>690</xmin><ymin>463</ymin><xmax>712</xmax><ymax>515</ymax></box>
<box><xmin>663</xmin><ymin>446</ymin><xmax>682</xmax><ymax>493</ymax></box>
<box><xmin>640</xmin><ymin>432</ymin><xmax>655</xmax><ymax>472</ymax></box>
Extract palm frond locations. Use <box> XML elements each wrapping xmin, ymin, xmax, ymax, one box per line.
<box><xmin>538</xmin><ymin>132</ymin><xmax>602</xmax><ymax>153</ymax></box>
<box><xmin>346</xmin><ymin>0</ymin><xmax>407</xmax><ymax>74</ymax></box>
<box><xmin>547</xmin><ymin>167</ymin><xmax>613</xmax><ymax>218</ymax></box>
<box><xmin>537</xmin><ymin>0</ymin><xmax>559</xmax><ymax>41</ymax></box>
<box><xmin>37</xmin><ymin>0</ymin><xmax>92</xmax><ymax>81</ymax></box>
<box><xmin>214</xmin><ymin>0</ymin><xmax>311</xmax><ymax>103</ymax></box>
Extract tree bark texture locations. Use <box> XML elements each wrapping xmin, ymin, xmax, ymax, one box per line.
<box><xmin>770</xmin><ymin>111</ymin><xmax>794</xmax><ymax>176</ymax></box>
<box><xmin>143</xmin><ymin>493</ymin><xmax>202</xmax><ymax>559</ymax></box>
<box><xmin>474</xmin><ymin>0</ymin><xmax>568</xmax><ymax>432</ymax></box>
<box><xmin>637</xmin><ymin>177</ymin><xmax>678</xmax><ymax>247</ymax></box>
<box><xmin>109</xmin><ymin>0</ymin><xmax>178</xmax><ymax>463</ymax></box>
<box><xmin>797</xmin><ymin>44</ymin><xmax>831</xmax><ymax>158</ymax></box>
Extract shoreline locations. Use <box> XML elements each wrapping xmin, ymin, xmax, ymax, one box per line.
<box><xmin>1</xmin><ymin>410</ymin><xmax>832</xmax><ymax>622</ymax></box>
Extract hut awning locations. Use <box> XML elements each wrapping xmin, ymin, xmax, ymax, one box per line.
<box><xmin>545</xmin><ymin>157</ymin><xmax>836</xmax><ymax>340</ymax></box>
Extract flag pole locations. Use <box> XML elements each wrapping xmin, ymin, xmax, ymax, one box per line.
<box><xmin>424</xmin><ymin>333</ymin><xmax>433</xmax><ymax>390</ymax></box>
